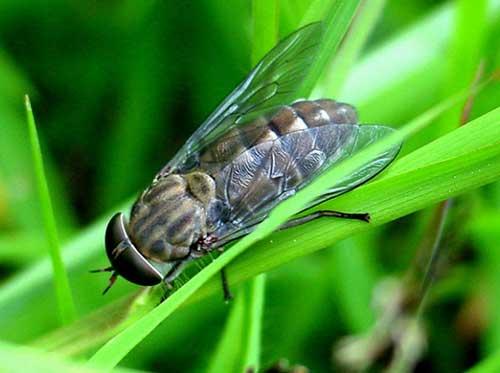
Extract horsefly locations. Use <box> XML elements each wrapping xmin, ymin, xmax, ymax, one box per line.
<box><xmin>93</xmin><ymin>23</ymin><xmax>401</xmax><ymax>298</ymax></box>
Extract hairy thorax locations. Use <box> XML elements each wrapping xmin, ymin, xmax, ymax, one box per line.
<box><xmin>128</xmin><ymin>172</ymin><xmax>217</xmax><ymax>263</ymax></box>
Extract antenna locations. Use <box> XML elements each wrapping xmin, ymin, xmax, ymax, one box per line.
<box><xmin>102</xmin><ymin>272</ymin><xmax>118</xmax><ymax>295</ymax></box>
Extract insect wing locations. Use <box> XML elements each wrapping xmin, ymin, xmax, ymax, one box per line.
<box><xmin>212</xmin><ymin>124</ymin><xmax>400</xmax><ymax>239</ymax></box>
<box><xmin>163</xmin><ymin>22</ymin><xmax>323</xmax><ymax>174</ymax></box>
<box><xmin>308</xmin><ymin>124</ymin><xmax>401</xmax><ymax>206</ymax></box>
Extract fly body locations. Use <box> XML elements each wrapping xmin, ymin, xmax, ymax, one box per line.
<box><xmin>130</xmin><ymin>98</ymin><xmax>359</xmax><ymax>263</ymax></box>
<box><xmin>96</xmin><ymin>23</ymin><xmax>402</xmax><ymax>294</ymax></box>
<box><xmin>129</xmin><ymin>172</ymin><xmax>214</xmax><ymax>261</ymax></box>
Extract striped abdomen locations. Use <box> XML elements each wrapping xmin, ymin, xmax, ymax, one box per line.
<box><xmin>199</xmin><ymin>99</ymin><xmax>357</xmax><ymax>168</ymax></box>
<box><xmin>128</xmin><ymin>172</ymin><xmax>216</xmax><ymax>263</ymax></box>
<box><xmin>206</xmin><ymin>99</ymin><xmax>361</xmax><ymax>230</ymax></box>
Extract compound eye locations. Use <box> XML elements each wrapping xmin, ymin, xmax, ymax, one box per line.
<box><xmin>105</xmin><ymin>213</ymin><xmax>129</xmax><ymax>260</ymax></box>
<box><xmin>104</xmin><ymin>212</ymin><xmax>163</xmax><ymax>286</ymax></box>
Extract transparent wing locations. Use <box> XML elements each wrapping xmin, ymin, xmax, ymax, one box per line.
<box><xmin>212</xmin><ymin>124</ymin><xmax>401</xmax><ymax>239</ymax></box>
<box><xmin>307</xmin><ymin>124</ymin><xmax>402</xmax><ymax>207</ymax></box>
<box><xmin>162</xmin><ymin>22</ymin><xmax>323</xmax><ymax>175</ymax></box>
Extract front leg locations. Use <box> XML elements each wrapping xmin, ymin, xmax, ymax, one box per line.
<box><xmin>162</xmin><ymin>260</ymin><xmax>188</xmax><ymax>288</ymax></box>
<box><xmin>159</xmin><ymin>260</ymin><xmax>191</xmax><ymax>303</ymax></box>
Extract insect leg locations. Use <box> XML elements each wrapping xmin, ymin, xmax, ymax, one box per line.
<box><xmin>163</xmin><ymin>260</ymin><xmax>188</xmax><ymax>288</ymax></box>
<box><xmin>220</xmin><ymin>268</ymin><xmax>233</xmax><ymax>302</ymax></box>
<box><xmin>102</xmin><ymin>271</ymin><xmax>118</xmax><ymax>295</ymax></box>
<box><xmin>280</xmin><ymin>210</ymin><xmax>370</xmax><ymax>230</ymax></box>
<box><xmin>89</xmin><ymin>266</ymin><xmax>114</xmax><ymax>273</ymax></box>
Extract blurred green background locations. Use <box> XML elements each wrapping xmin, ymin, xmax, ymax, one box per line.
<box><xmin>0</xmin><ymin>0</ymin><xmax>499</xmax><ymax>372</ymax></box>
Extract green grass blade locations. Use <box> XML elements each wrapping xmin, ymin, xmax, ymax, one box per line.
<box><xmin>0</xmin><ymin>340</ymin><xmax>147</xmax><ymax>373</ymax></box>
<box><xmin>242</xmin><ymin>274</ymin><xmax>266</xmax><ymax>372</ymax></box>
<box><xmin>329</xmin><ymin>235</ymin><xmax>378</xmax><ymax>332</ymax></box>
<box><xmin>317</xmin><ymin>0</ymin><xmax>386</xmax><ymax>97</ymax></box>
<box><xmin>340</xmin><ymin>2</ymin><xmax>452</xmax><ymax>105</ymax></box>
<box><xmin>299</xmin><ymin>0</ymin><xmax>361</xmax><ymax>97</ymax></box>
<box><xmin>434</xmin><ymin>0</ymin><xmax>488</xmax><ymax>139</ymax></box>
<box><xmin>470</xmin><ymin>214</ymin><xmax>500</xmax><ymax>352</ymax></box>
<box><xmin>24</xmin><ymin>95</ymin><xmax>76</xmax><ymax>325</ymax></box>
<box><xmin>301</xmin><ymin>0</ymin><xmax>337</xmax><ymax>25</ymax></box>
<box><xmin>340</xmin><ymin>0</ymin><xmax>498</xmax><ymax>127</ymax></box>
<box><xmin>0</xmin><ymin>52</ymin><xmax>76</xmax><ymax>236</ymax></box>
<box><xmin>206</xmin><ymin>293</ymin><xmax>245</xmax><ymax>373</ymax></box>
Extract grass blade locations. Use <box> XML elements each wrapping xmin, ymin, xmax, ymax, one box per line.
<box><xmin>329</xmin><ymin>235</ymin><xmax>378</xmax><ymax>332</ymax></box>
<box><xmin>299</xmin><ymin>0</ymin><xmax>361</xmax><ymax>97</ymax></box>
<box><xmin>0</xmin><ymin>340</ymin><xmax>146</xmax><ymax>373</ymax></box>
<box><xmin>206</xmin><ymin>293</ymin><xmax>245</xmax><ymax>373</ymax></box>
<box><xmin>317</xmin><ymin>0</ymin><xmax>386</xmax><ymax>97</ymax></box>
<box><xmin>0</xmin><ymin>55</ymin><xmax>76</xmax><ymax>236</ymax></box>
<box><xmin>340</xmin><ymin>0</ymin><xmax>497</xmax><ymax>127</ymax></box>
<box><xmin>434</xmin><ymin>0</ymin><xmax>488</xmax><ymax>138</ymax></box>
<box><xmin>24</xmin><ymin>95</ymin><xmax>76</xmax><ymax>325</ymax></box>
<box><xmin>242</xmin><ymin>274</ymin><xmax>266</xmax><ymax>372</ymax></box>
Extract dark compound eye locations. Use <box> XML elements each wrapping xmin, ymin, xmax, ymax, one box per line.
<box><xmin>105</xmin><ymin>212</ymin><xmax>128</xmax><ymax>258</ymax></box>
<box><xmin>105</xmin><ymin>212</ymin><xmax>163</xmax><ymax>286</ymax></box>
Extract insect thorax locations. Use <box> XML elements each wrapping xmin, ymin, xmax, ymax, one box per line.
<box><xmin>128</xmin><ymin>172</ymin><xmax>219</xmax><ymax>263</ymax></box>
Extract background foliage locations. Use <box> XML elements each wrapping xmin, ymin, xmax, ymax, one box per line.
<box><xmin>0</xmin><ymin>0</ymin><xmax>499</xmax><ymax>372</ymax></box>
